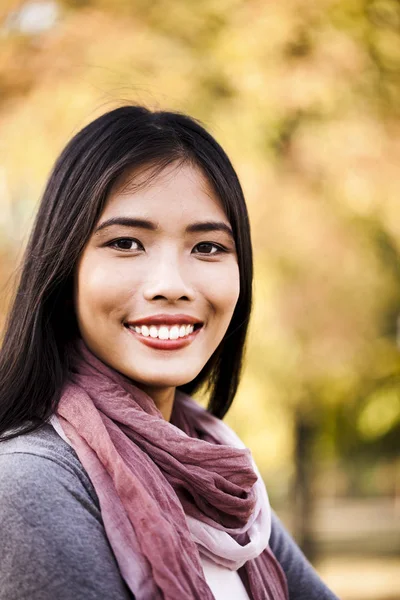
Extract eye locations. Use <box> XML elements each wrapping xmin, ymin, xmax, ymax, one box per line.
<box><xmin>107</xmin><ymin>238</ymin><xmax>144</xmax><ymax>251</ymax></box>
<box><xmin>192</xmin><ymin>242</ymin><xmax>227</xmax><ymax>255</ymax></box>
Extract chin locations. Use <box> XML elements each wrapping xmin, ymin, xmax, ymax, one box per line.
<box><xmin>130</xmin><ymin>370</ymin><xmax>198</xmax><ymax>389</ymax></box>
<box><xmin>139</xmin><ymin>375</ymin><xmax>194</xmax><ymax>388</ymax></box>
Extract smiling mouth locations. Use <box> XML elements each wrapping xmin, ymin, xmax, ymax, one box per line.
<box><xmin>126</xmin><ymin>322</ymin><xmax>203</xmax><ymax>340</ymax></box>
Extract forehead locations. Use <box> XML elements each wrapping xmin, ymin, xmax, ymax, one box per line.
<box><xmin>101</xmin><ymin>162</ymin><xmax>228</xmax><ymax>223</ymax></box>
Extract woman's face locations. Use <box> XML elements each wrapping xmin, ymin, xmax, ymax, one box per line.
<box><xmin>74</xmin><ymin>162</ymin><xmax>240</xmax><ymax>400</ymax></box>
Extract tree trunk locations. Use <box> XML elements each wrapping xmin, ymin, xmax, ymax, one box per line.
<box><xmin>292</xmin><ymin>407</ymin><xmax>317</xmax><ymax>563</ymax></box>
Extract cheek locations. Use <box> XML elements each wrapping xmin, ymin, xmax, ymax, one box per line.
<box><xmin>75</xmin><ymin>260</ymin><xmax>132</xmax><ymax>326</ymax></box>
<box><xmin>206</xmin><ymin>264</ymin><xmax>240</xmax><ymax>318</ymax></box>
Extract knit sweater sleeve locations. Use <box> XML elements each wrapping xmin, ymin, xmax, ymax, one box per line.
<box><xmin>269</xmin><ymin>511</ymin><xmax>340</xmax><ymax>600</ymax></box>
<box><xmin>0</xmin><ymin>451</ymin><xmax>133</xmax><ymax>600</ymax></box>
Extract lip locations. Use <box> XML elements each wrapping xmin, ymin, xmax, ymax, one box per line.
<box><xmin>125</xmin><ymin>323</ymin><xmax>202</xmax><ymax>351</ymax></box>
<box><xmin>125</xmin><ymin>314</ymin><xmax>203</xmax><ymax>327</ymax></box>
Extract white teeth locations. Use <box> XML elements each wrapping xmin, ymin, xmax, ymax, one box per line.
<box><xmin>169</xmin><ymin>326</ymin><xmax>180</xmax><ymax>340</ymax></box>
<box><xmin>158</xmin><ymin>326</ymin><xmax>169</xmax><ymax>340</ymax></box>
<box><xmin>129</xmin><ymin>323</ymin><xmax>198</xmax><ymax>340</ymax></box>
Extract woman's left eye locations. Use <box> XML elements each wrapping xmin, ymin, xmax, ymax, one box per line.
<box><xmin>192</xmin><ymin>242</ymin><xmax>226</xmax><ymax>255</ymax></box>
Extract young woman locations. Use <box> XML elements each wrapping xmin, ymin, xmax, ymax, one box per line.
<box><xmin>0</xmin><ymin>106</ymin><xmax>338</xmax><ymax>600</ymax></box>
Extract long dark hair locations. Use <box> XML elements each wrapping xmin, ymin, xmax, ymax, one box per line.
<box><xmin>0</xmin><ymin>105</ymin><xmax>253</xmax><ymax>441</ymax></box>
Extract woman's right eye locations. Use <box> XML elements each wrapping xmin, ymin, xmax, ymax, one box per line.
<box><xmin>108</xmin><ymin>238</ymin><xmax>143</xmax><ymax>251</ymax></box>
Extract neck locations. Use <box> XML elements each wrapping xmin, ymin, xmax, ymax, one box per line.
<box><xmin>136</xmin><ymin>384</ymin><xmax>176</xmax><ymax>421</ymax></box>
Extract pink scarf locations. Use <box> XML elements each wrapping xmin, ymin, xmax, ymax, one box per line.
<box><xmin>52</xmin><ymin>341</ymin><xmax>288</xmax><ymax>600</ymax></box>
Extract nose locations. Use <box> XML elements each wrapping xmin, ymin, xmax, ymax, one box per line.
<box><xmin>142</xmin><ymin>253</ymin><xmax>195</xmax><ymax>303</ymax></box>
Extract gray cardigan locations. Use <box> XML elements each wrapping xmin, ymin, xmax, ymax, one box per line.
<box><xmin>0</xmin><ymin>424</ymin><xmax>339</xmax><ymax>600</ymax></box>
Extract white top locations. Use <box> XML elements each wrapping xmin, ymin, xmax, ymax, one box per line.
<box><xmin>200</xmin><ymin>555</ymin><xmax>250</xmax><ymax>599</ymax></box>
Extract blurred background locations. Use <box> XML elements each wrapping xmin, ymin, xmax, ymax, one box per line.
<box><xmin>0</xmin><ymin>0</ymin><xmax>399</xmax><ymax>598</ymax></box>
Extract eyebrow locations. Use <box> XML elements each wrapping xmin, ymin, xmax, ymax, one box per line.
<box><xmin>95</xmin><ymin>217</ymin><xmax>155</xmax><ymax>234</ymax></box>
<box><xmin>94</xmin><ymin>217</ymin><xmax>234</xmax><ymax>239</ymax></box>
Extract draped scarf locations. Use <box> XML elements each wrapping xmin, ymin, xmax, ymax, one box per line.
<box><xmin>51</xmin><ymin>341</ymin><xmax>288</xmax><ymax>600</ymax></box>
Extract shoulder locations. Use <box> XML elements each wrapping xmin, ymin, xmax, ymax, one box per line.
<box><xmin>0</xmin><ymin>423</ymin><xmax>100</xmax><ymax>521</ymax></box>
<box><xmin>269</xmin><ymin>511</ymin><xmax>339</xmax><ymax>600</ymax></box>
<box><xmin>0</xmin><ymin>424</ymin><xmax>132</xmax><ymax>600</ymax></box>
<box><xmin>0</xmin><ymin>421</ymin><xmax>80</xmax><ymax>466</ymax></box>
